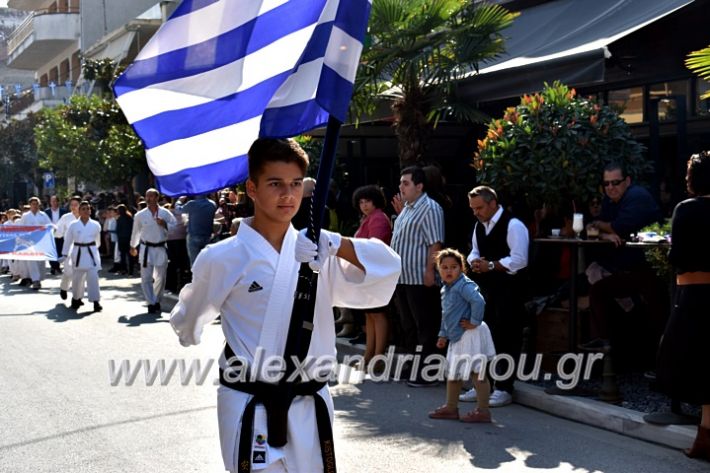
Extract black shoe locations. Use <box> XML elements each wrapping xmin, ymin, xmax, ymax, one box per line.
<box><xmin>93</xmin><ymin>301</ymin><xmax>103</xmax><ymax>312</ymax></box>
<box><xmin>578</xmin><ymin>338</ymin><xmax>611</xmax><ymax>352</ymax></box>
<box><xmin>70</xmin><ymin>298</ymin><xmax>82</xmax><ymax>309</ymax></box>
<box><xmin>406</xmin><ymin>378</ymin><xmax>440</xmax><ymax>388</ymax></box>
<box><xmin>19</xmin><ymin>278</ymin><xmax>31</xmax><ymax>286</ymax></box>
<box><xmin>148</xmin><ymin>303</ymin><xmax>161</xmax><ymax>314</ymax></box>
<box><xmin>348</xmin><ymin>333</ymin><xmax>366</xmax><ymax>345</ymax></box>
<box><xmin>50</xmin><ymin>268</ymin><xmax>56</xmax><ymax>275</ymax></box>
<box><xmin>108</xmin><ymin>266</ymin><xmax>120</xmax><ymax>273</ymax></box>
<box><xmin>60</xmin><ymin>289</ymin><xmax>67</xmax><ymax>300</ymax></box>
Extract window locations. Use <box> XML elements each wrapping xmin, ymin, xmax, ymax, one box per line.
<box><xmin>608</xmin><ymin>87</ymin><xmax>643</xmax><ymax>124</ymax></box>
<box><xmin>649</xmin><ymin>80</ymin><xmax>689</xmax><ymax>122</ymax></box>
<box><xmin>696</xmin><ymin>79</ymin><xmax>710</xmax><ymax>117</ymax></box>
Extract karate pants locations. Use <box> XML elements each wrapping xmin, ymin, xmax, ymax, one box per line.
<box><xmin>141</xmin><ymin>263</ymin><xmax>167</xmax><ymax>305</ymax></box>
<box><xmin>60</xmin><ymin>258</ymin><xmax>83</xmax><ymax>292</ymax></box>
<box><xmin>26</xmin><ymin>260</ymin><xmax>44</xmax><ymax>282</ymax></box>
<box><xmin>72</xmin><ymin>267</ymin><xmax>100</xmax><ymax>302</ymax></box>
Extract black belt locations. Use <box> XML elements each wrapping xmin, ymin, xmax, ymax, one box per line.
<box><xmin>219</xmin><ymin>344</ymin><xmax>336</xmax><ymax>473</ymax></box>
<box><xmin>140</xmin><ymin>240</ymin><xmax>166</xmax><ymax>268</ymax></box>
<box><xmin>74</xmin><ymin>242</ymin><xmax>96</xmax><ymax>267</ymax></box>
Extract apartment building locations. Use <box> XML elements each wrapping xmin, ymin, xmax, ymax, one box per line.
<box><xmin>5</xmin><ymin>0</ymin><xmax>169</xmax><ymax>117</ymax></box>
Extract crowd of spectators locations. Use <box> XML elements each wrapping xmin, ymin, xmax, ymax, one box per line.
<box><xmin>0</xmin><ymin>161</ymin><xmax>683</xmax><ymax>411</ymax></box>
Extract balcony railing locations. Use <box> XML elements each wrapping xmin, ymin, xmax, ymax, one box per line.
<box><xmin>6</xmin><ymin>7</ymin><xmax>80</xmax><ymax>56</ymax></box>
<box><xmin>1</xmin><ymin>81</ymin><xmax>76</xmax><ymax>118</ymax></box>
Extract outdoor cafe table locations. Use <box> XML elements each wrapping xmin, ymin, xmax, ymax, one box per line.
<box><xmin>534</xmin><ymin>237</ymin><xmax>669</xmax><ymax>398</ymax></box>
<box><xmin>534</xmin><ymin>237</ymin><xmax>613</xmax><ymax>352</ymax></box>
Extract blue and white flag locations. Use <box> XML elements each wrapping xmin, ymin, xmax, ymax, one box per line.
<box><xmin>114</xmin><ymin>0</ymin><xmax>371</xmax><ymax>197</ymax></box>
<box><xmin>0</xmin><ymin>225</ymin><xmax>57</xmax><ymax>261</ymax></box>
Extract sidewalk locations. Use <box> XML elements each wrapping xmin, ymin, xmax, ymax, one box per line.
<box><xmin>161</xmin><ymin>293</ymin><xmax>694</xmax><ymax>451</ymax></box>
<box><xmin>334</xmin><ymin>337</ymin><xmax>695</xmax><ymax>451</ymax></box>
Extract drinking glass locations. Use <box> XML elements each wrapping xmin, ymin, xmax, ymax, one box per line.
<box><xmin>573</xmin><ymin>213</ymin><xmax>584</xmax><ymax>239</ymax></box>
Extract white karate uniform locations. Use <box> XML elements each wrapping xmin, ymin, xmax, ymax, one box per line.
<box><xmin>6</xmin><ymin>220</ymin><xmax>27</xmax><ymax>279</ymax></box>
<box><xmin>130</xmin><ymin>206</ymin><xmax>176</xmax><ymax>305</ymax></box>
<box><xmin>170</xmin><ymin>218</ymin><xmax>401</xmax><ymax>473</ymax></box>
<box><xmin>63</xmin><ymin>218</ymin><xmax>102</xmax><ymax>302</ymax></box>
<box><xmin>18</xmin><ymin>210</ymin><xmax>52</xmax><ymax>282</ymax></box>
<box><xmin>56</xmin><ymin>212</ymin><xmax>81</xmax><ymax>292</ymax></box>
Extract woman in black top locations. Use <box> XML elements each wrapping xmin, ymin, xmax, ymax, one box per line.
<box><xmin>657</xmin><ymin>151</ymin><xmax>710</xmax><ymax>461</ymax></box>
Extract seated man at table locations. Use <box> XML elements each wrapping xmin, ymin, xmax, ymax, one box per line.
<box><xmin>581</xmin><ymin>163</ymin><xmax>666</xmax><ymax>351</ymax></box>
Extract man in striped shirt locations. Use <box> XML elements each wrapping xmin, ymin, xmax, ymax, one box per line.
<box><xmin>391</xmin><ymin>166</ymin><xmax>445</xmax><ymax>387</ymax></box>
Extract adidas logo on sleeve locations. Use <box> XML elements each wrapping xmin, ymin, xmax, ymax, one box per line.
<box><xmin>248</xmin><ymin>281</ymin><xmax>263</xmax><ymax>293</ymax></box>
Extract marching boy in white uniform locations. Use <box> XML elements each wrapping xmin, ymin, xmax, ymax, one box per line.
<box><xmin>18</xmin><ymin>196</ymin><xmax>52</xmax><ymax>289</ymax></box>
<box><xmin>62</xmin><ymin>201</ymin><xmax>103</xmax><ymax>312</ymax></box>
<box><xmin>56</xmin><ymin>196</ymin><xmax>82</xmax><ymax>301</ymax></box>
<box><xmin>170</xmin><ymin>139</ymin><xmax>401</xmax><ymax>473</ymax></box>
<box><xmin>130</xmin><ymin>188</ymin><xmax>176</xmax><ymax>314</ymax></box>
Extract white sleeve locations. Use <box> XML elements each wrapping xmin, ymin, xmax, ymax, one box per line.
<box><xmin>467</xmin><ymin>225</ymin><xmax>480</xmax><ymax>264</ymax></box>
<box><xmin>163</xmin><ymin>208</ymin><xmax>177</xmax><ymax>232</ymax></box>
<box><xmin>324</xmin><ymin>238</ymin><xmax>401</xmax><ymax>309</ymax></box>
<box><xmin>169</xmin><ymin>250</ymin><xmax>231</xmax><ymax>346</ymax></box>
<box><xmin>62</xmin><ymin>224</ymin><xmax>74</xmax><ymax>256</ymax></box>
<box><xmin>130</xmin><ymin>214</ymin><xmax>141</xmax><ymax>248</ymax></box>
<box><xmin>499</xmin><ymin>219</ymin><xmax>529</xmax><ymax>274</ymax></box>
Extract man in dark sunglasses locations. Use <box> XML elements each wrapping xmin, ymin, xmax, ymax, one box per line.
<box><xmin>581</xmin><ymin>163</ymin><xmax>665</xmax><ymax>352</ymax></box>
<box><xmin>590</xmin><ymin>163</ymin><xmax>658</xmax><ymax>245</ymax></box>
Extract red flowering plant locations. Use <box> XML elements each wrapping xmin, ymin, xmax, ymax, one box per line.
<box><xmin>474</xmin><ymin>81</ymin><xmax>651</xmax><ymax>210</ymax></box>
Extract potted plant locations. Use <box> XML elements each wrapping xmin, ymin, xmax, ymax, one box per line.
<box><xmin>474</xmin><ymin>81</ymin><xmax>652</xmax><ymax>213</ymax></box>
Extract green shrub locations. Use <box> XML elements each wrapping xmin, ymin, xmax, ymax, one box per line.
<box><xmin>474</xmin><ymin>81</ymin><xmax>652</xmax><ymax>210</ymax></box>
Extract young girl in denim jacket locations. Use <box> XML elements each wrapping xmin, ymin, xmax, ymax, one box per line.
<box><xmin>428</xmin><ymin>248</ymin><xmax>496</xmax><ymax>423</ymax></box>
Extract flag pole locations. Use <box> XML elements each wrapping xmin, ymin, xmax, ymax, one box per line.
<box><xmin>283</xmin><ymin>115</ymin><xmax>342</xmax><ymax>371</ymax></box>
<box><xmin>278</xmin><ymin>116</ymin><xmax>342</xmax><ymax>459</ymax></box>
<box><xmin>307</xmin><ymin>115</ymin><xmax>342</xmax><ymax>242</ymax></box>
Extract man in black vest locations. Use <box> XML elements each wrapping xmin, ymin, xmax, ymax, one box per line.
<box><xmin>460</xmin><ymin>186</ymin><xmax>529</xmax><ymax>407</ymax></box>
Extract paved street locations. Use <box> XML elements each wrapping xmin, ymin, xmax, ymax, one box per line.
<box><xmin>1</xmin><ymin>268</ymin><xmax>707</xmax><ymax>473</ymax></box>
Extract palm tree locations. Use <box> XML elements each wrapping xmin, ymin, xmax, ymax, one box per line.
<box><xmin>687</xmin><ymin>44</ymin><xmax>710</xmax><ymax>99</ymax></box>
<box><xmin>352</xmin><ymin>0</ymin><xmax>517</xmax><ymax>167</ymax></box>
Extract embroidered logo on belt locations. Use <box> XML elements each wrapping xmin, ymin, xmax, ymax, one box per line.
<box><xmin>248</xmin><ymin>281</ymin><xmax>263</xmax><ymax>293</ymax></box>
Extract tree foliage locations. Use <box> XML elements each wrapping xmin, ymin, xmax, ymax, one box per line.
<box><xmin>34</xmin><ymin>95</ymin><xmax>145</xmax><ymax>192</ymax></box>
<box><xmin>475</xmin><ymin>81</ymin><xmax>651</xmax><ymax>210</ymax></box>
<box><xmin>686</xmin><ymin>44</ymin><xmax>710</xmax><ymax>99</ymax></box>
<box><xmin>0</xmin><ymin>114</ymin><xmax>38</xmax><ymax>193</ymax></box>
<box><xmin>352</xmin><ymin>0</ymin><xmax>517</xmax><ymax>167</ymax></box>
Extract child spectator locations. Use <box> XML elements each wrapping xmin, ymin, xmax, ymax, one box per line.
<box><xmin>428</xmin><ymin>248</ymin><xmax>496</xmax><ymax>423</ymax></box>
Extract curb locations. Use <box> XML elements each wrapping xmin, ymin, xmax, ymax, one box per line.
<box><xmin>514</xmin><ymin>382</ymin><xmax>694</xmax><ymax>450</ymax></box>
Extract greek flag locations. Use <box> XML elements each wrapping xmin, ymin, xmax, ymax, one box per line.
<box><xmin>114</xmin><ymin>0</ymin><xmax>371</xmax><ymax>196</ymax></box>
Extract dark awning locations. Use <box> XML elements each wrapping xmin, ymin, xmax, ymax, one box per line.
<box><xmin>458</xmin><ymin>0</ymin><xmax>695</xmax><ymax>102</ymax></box>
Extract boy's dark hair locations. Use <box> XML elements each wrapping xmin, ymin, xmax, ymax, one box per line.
<box><xmin>435</xmin><ymin>248</ymin><xmax>467</xmax><ymax>270</ymax></box>
<box><xmin>400</xmin><ymin>166</ymin><xmax>426</xmax><ymax>189</ymax></box>
<box><xmin>687</xmin><ymin>150</ymin><xmax>710</xmax><ymax>196</ymax></box>
<box><xmin>70</xmin><ymin>195</ymin><xmax>82</xmax><ymax>204</ymax></box>
<box><xmin>248</xmin><ymin>138</ymin><xmax>309</xmax><ymax>181</ymax></box>
<box><xmin>352</xmin><ymin>185</ymin><xmax>386</xmax><ymax>210</ymax></box>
